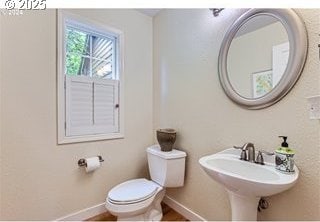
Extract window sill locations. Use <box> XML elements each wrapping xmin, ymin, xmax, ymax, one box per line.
<box><xmin>58</xmin><ymin>133</ymin><xmax>124</xmax><ymax>144</ymax></box>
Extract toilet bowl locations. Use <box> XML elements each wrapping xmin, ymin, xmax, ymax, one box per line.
<box><xmin>105</xmin><ymin>145</ymin><xmax>186</xmax><ymax>221</ymax></box>
<box><xmin>106</xmin><ymin>179</ymin><xmax>165</xmax><ymax>221</ymax></box>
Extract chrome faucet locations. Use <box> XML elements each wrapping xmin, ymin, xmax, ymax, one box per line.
<box><xmin>234</xmin><ymin>143</ymin><xmax>275</xmax><ymax>164</ymax></box>
<box><xmin>233</xmin><ymin>142</ymin><xmax>255</xmax><ymax>162</ymax></box>
<box><xmin>243</xmin><ymin>142</ymin><xmax>255</xmax><ymax>162</ymax></box>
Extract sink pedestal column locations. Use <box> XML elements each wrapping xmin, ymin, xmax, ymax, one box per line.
<box><xmin>228</xmin><ymin>191</ymin><xmax>260</xmax><ymax>221</ymax></box>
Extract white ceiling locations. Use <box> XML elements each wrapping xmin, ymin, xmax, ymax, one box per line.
<box><xmin>136</xmin><ymin>9</ymin><xmax>162</xmax><ymax>17</ymax></box>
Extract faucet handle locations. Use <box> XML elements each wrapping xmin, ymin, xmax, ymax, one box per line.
<box><xmin>255</xmin><ymin>150</ymin><xmax>274</xmax><ymax>165</ymax></box>
<box><xmin>255</xmin><ymin>151</ymin><xmax>264</xmax><ymax>165</ymax></box>
<box><xmin>233</xmin><ymin>142</ymin><xmax>254</xmax><ymax>150</ymax></box>
<box><xmin>233</xmin><ymin>145</ymin><xmax>245</xmax><ymax>150</ymax></box>
<box><xmin>240</xmin><ymin>150</ymin><xmax>247</xmax><ymax>161</ymax></box>
<box><xmin>233</xmin><ymin>146</ymin><xmax>248</xmax><ymax>160</ymax></box>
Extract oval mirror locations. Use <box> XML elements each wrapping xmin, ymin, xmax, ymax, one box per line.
<box><xmin>218</xmin><ymin>9</ymin><xmax>308</xmax><ymax>109</ymax></box>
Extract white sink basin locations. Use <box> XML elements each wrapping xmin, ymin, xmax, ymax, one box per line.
<box><xmin>199</xmin><ymin>148</ymin><xmax>299</xmax><ymax>220</ymax></box>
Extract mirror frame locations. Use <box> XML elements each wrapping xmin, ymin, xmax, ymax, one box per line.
<box><xmin>218</xmin><ymin>9</ymin><xmax>308</xmax><ymax>109</ymax></box>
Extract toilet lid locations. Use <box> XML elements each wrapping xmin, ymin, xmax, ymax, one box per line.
<box><xmin>108</xmin><ymin>179</ymin><xmax>159</xmax><ymax>204</ymax></box>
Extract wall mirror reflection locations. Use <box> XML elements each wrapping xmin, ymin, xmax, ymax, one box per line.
<box><xmin>218</xmin><ymin>9</ymin><xmax>308</xmax><ymax>109</ymax></box>
<box><xmin>227</xmin><ymin>15</ymin><xmax>289</xmax><ymax>99</ymax></box>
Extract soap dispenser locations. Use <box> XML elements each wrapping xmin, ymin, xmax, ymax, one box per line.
<box><xmin>275</xmin><ymin>136</ymin><xmax>295</xmax><ymax>173</ymax></box>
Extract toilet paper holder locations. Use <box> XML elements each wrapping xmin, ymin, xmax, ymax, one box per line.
<box><xmin>78</xmin><ymin>156</ymin><xmax>104</xmax><ymax>167</ymax></box>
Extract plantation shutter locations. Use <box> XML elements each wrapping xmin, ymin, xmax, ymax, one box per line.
<box><xmin>66</xmin><ymin>76</ymin><xmax>119</xmax><ymax>136</ymax></box>
<box><xmin>93</xmin><ymin>79</ymin><xmax>119</xmax><ymax>134</ymax></box>
<box><xmin>66</xmin><ymin>76</ymin><xmax>94</xmax><ymax>136</ymax></box>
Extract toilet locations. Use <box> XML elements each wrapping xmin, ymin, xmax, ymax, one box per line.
<box><xmin>105</xmin><ymin>144</ymin><xmax>187</xmax><ymax>221</ymax></box>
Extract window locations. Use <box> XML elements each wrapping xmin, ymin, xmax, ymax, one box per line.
<box><xmin>58</xmin><ymin>11</ymin><xmax>124</xmax><ymax>144</ymax></box>
<box><xmin>65</xmin><ymin>26</ymin><xmax>116</xmax><ymax>79</ymax></box>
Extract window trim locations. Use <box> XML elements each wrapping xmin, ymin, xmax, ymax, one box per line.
<box><xmin>57</xmin><ymin>10</ymin><xmax>124</xmax><ymax>144</ymax></box>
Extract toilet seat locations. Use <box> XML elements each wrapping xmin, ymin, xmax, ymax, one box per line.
<box><xmin>107</xmin><ymin>178</ymin><xmax>161</xmax><ymax>205</ymax></box>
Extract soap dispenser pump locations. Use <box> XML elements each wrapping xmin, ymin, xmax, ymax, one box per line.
<box><xmin>275</xmin><ymin>136</ymin><xmax>295</xmax><ymax>173</ymax></box>
<box><xmin>280</xmin><ymin>136</ymin><xmax>288</xmax><ymax>147</ymax></box>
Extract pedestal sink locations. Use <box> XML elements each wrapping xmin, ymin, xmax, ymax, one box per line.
<box><xmin>199</xmin><ymin>148</ymin><xmax>299</xmax><ymax>221</ymax></box>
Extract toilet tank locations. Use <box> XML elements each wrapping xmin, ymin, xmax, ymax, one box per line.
<box><xmin>147</xmin><ymin>145</ymin><xmax>187</xmax><ymax>187</ymax></box>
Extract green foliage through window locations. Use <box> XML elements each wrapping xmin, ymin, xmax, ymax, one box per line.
<box><xmin>65</xmin><ymin>25</ymin><xmax>115</xmax><ymax>79</ymax></box>
<box><xmin>65</xmin><ymin>28</ymin><xmax>88</xmax><ymax>75</ymax></box>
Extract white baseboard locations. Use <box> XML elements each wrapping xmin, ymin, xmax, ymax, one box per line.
<box><xmin>54</xmin><ymin>202</ymin><xmax>106</xmax><ymax>221</ymax></box>
<box><xmin>54</xmin><ymin>196</ymin><xmax>205</xmax><ymax>221</ymax></box>
<box><xmin>163</xmin><ymin>195</ymin><xmax>207</xmax><ymax>221</ymax></box>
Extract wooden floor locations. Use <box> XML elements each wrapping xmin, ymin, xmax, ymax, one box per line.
<box><xmin>86</xmin><ymin>202</ymin><xmax>187</xmax><ymax>221</ymax></box>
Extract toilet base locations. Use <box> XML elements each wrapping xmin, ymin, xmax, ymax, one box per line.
<box><xmin>116</xmin><ymin>189</ymin><xmax>165</xmax><ymax>221</ymax></box>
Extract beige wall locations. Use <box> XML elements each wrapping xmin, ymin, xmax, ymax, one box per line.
<box><xmin>153</xmin><ymin>9</ymin><xmax>320</xmax><ymax>220</ymax></box>
<box><xmin>0</xmin><ymin>9</ymin><xmax>153</xmax><ymax>220</ymax></box>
